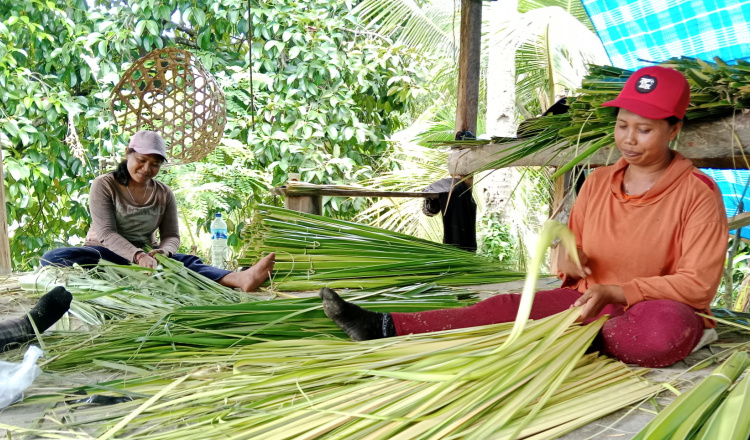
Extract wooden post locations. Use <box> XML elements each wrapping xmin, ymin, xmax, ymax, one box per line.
<box><xmin>455</xmin><ymin>0</ymin><xmax>482</xmax><ymax>137</ymax></box>
<box><xmin>285</xmin><ymin>195</ymin><xmax>323</xmax><ymax>216</ymax></box>
<box><xmin>0</xmin><ymin>148</ymin><xmax>11</xmax><ymax>274</ymax></box>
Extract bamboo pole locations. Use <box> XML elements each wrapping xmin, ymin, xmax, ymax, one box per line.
<box><xmin>548</xmin><ymin>172</ymin><xmax>569</xmax><ymax>274</ymax></box>
<box><xmin>0</xmin><ymin>147</ymin><xmax>11</xmax><ymax>274</ymax></box>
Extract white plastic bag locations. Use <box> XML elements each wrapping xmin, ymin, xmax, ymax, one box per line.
<box><xmin>0</xmin><ymin>345</ymin><xmax>43</xmax><ymax>408</ymax></box>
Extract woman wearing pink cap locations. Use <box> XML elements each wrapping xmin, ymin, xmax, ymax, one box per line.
<box><xmin>41</xmin><ymin>130</ymin><xmax>275</xmax><ymax>292</ymax></box>
<box><xmin>320</xmin><ymin>66</ymin><xmax>728</xmax><ymax>368</ymax></box>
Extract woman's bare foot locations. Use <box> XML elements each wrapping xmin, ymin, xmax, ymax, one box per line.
<box><xmin>219</xmin><ymin>252</ymin><xmax>275</xmax><ymax>292</ymax></box>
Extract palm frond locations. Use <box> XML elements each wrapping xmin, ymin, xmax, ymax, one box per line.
<box><xmin>517</xmin><ymin>0</ymin><xmax>595</xmax><ymax>32</ymax></box>
<box><xmin>461</xmin><ymin>58</ymin><xmax>750</xmax><ymax>177</ymax></box>
<box><xmin>496</xmin><ymin>6</ymin><xmax>609</xmax><ymax>114</ymax></box>
<box><xmin>352</xmin><ymin>0</ymin><xmax>459</xmax><ymax>56</ymax></box>
<box><xmin>355</xmin><ymin>141</ymin><xmax>449</xmax><ymax>239</ymax></box>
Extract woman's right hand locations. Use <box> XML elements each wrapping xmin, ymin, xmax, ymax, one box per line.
<box><xmin>136</xmin><ymin>252</ymin><xmax>158</xmax><ymax>269</ymax></box>
<box><xmin>557</xmin><ymin>247</ymin><xmax>591</xmax><ymax>280</ymax></box>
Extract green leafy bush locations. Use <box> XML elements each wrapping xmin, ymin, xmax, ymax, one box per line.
<box><xmin>477</xmin><ymin>213</ymin><xmax>519</xmax><ymax>268</ymax></box>
<box><xmin>1</xmin><ymin>0</ymin><xmax>428</xmax><ymax>270</ymax></box>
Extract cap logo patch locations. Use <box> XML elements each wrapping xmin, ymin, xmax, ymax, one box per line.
<box><xmin>636</xmin><ymin>75</ymin><xmax>657</xmax><ymax>93</ymax></box>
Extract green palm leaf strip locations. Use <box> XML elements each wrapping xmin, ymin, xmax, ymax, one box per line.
<box><xmin>18</xmin><ymin>257</ymin><xmax>250</xmax><ymax>325</ymax></box>
<box><xmin>694</xmin><ymin>359</ymin><xmax>750</xmax><ymax>440</ymax></box>
<box><xmin>632</xmin><ymin>350</ymin><xmax>749</xmax><ymax>440</ymax></box>
<box><xmin>1</xmin><ymin>215</ymin><xmax>664</xmax><ymax>439</ymax></box>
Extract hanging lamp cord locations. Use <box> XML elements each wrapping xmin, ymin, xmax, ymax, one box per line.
<box><xmin>248</xmin><ymin>0</ymin><xmax>256</xmax><ymax>130</ymax></box>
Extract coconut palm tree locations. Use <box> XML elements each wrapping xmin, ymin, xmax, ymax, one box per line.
<box><xmin>351</xmin><ymin>0</ymin><xmax>607</xmax><ymax>267</ymax></box>
<box><xmin>352</xmin><ymin>0</ymin><xmax>608</xmax><ymax>129</ymax></box>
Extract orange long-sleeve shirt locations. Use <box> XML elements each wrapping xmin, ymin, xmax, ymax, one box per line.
<box><xmin>561</xmin><ymin>152</ymin><xmax>728</xmax><ymax>328</ymax></box>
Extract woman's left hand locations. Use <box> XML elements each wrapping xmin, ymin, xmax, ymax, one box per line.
<box><xmin>574</xmin><ymin>284</ymin><xmax>627</xmax><ymax>321</ymax></box>
<box><xmin>148</xmin><ymin>249</ymin><xmax>169</xmax><ymax>258</ymax></box>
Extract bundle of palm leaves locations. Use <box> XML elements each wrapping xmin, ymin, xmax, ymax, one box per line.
<box><xmin>37</xmin><ymin>283</ymin><xmax>479</xmax><ymax>372</ymax></box>
<box><xmin>4</xmin><ymin>309</ymin><xmax>662</xmax><ymax>440</ymax></box>
<box><xmin>18</xmin><ymin>257</ymin><xmax>250</xmax><ymax>325</ymax></box>
<box><xmin>439</xmin><ymin>57</ymin><xmax>750</xmax><ymax>178</ymax></box>
<box><xmin>239</xmin><ymin>205</ymin><xmax>526</xmax><ymax>290</ymax></box>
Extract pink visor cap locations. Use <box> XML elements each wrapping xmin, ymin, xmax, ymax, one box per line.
<box><xmin>128</xmin><ymin>130</ymin><xmax>168</xmax><ymax>162</ymax></box>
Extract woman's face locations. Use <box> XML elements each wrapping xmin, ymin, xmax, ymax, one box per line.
<box><xmin>614</xmin><ymin>108</ymin><xmax>682</xmax><ymax>168</ymax></box>
<box><xmin>126</xmin><ymin>151</ymin><xmax>163</xmax><ymax>185</ymax></box>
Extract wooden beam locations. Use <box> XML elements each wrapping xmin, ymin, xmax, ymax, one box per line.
<box><xmin>271</xmin><ymin>188</ymin><xmax>439</xmax><ymax>198</ymax></box>
<box><xmin>0</xmin><ymin>148</ymin><xmax>11</xmax><ymax>275</ymax></box>
<box><xmin>454</xmin><ymin>0</ymin><xmax>482</xmax><ymax>136</ymax></box>
<box><xmin>449</xmin><ymin>112</ymin><xmax>750</xmax><ymax>174</ymax></box>
<box><xmin>729</xmin><ymin>211</ymin><xmax>750</xmax><ymax>231</ymax></box>
<box><xmin>270</xmin><ymin>187</ymin><xmax>441</xmax><ymax>215</ymax></box>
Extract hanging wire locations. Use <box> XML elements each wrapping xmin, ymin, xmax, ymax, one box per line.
<box><xmin>247</xmin><ymin>0</ymin><xmax>256</xmax><ymax>130</ymax></box>
<box><xmin>452</xmin><ymin>0</ymin><xmax>458</xmax><ymax>62</ymax></box>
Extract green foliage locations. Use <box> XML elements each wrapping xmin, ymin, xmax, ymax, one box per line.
<box><xmin>0</xmin><ymin>0</ymin><xmax>123</xmax><ymax>268</ymax></box>
<box><xmin>354</xmin><ymin>142</ymin><xmax>448</xmax><ymax>240</ymax></box>
<box><xmin>352</xmin><ymin>0</ymin><xmax>607</xmax><ymax>134</ymax></box>
<box><xmin>218</xmin><ymin>2</ymin><xmax>431</xmax><ymax>217</ymax></box>
<box><xmin>158</xmin><ymin>138</ymin><xmax>272</xmax><ymax>261</ymax></box>
<box><xmin>715</xmin><ymin>237</ymin><xmax>750</xmax><ymax>310</ymax></box>
<box><xmin>1</xmin><ymin>0</ymin><xmax>428</xmax><ymax>270</ymax></box>
<box><xmin>477</xmin><ymin>213</ymin><xmax>519</xmax><ymax>268</ymax></box>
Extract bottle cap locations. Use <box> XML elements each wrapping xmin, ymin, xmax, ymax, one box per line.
<box><xmin>215</xmin><ymin>213</ymin><xmax>221</xmax><ymax>217</ymax></box>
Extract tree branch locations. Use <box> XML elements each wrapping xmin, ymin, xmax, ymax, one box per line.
<box><xmin>724</xmin><ymin>228</ymin><xmax>742</xmax><ymax>309</ymax></box>
<box><xmin>162</xmin><ymin>20</ymin><xmax>197</xmax><ymax>37</ymax></box>
<box><xmin>173</xmin><ymin>36</ymin><xmax>199</xmax><ymax>49</ymax></box>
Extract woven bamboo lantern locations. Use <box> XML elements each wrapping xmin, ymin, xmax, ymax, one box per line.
<box><xmin>110</xmin><ymin>48</ymin><xmax>226</xmax><ymax>164</ymax></box>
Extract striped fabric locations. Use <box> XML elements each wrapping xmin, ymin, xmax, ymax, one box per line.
<box><xmin>582</xmin><ymin>0</ymin><xmax>750</xmax><ymax>70</ymax></box>
<box><xmin>701</xmin><ymin>168</ymin><xmax>750</xmax><ymax>238</ymax></box>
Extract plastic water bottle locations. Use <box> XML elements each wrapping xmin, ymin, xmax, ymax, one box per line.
<box><xmin>210</xmin><ymin>213</ymin><xmax>228</xmax><ymax>269</ymax></box>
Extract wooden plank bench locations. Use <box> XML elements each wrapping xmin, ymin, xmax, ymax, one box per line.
<box><xmin>271</xmin><ymin>186</ymin><xmax>440</xmax><ymax>215</ymax></box>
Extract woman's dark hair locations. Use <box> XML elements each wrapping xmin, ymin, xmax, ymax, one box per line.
<box><xmin>112</xmin><ymin>148</ymin><xmax>136</xmax><ymax>185</ymax></box>
<box><xmin>665</xmin><ymin>115</ymin><xmax>684</xmax><ymax>126</ymax></box>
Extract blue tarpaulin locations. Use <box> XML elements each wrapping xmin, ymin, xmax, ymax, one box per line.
<box><xmin>582</xmin><ymin>0</ymin><xmax>750</xmax><ymax>71</ymax></box>
<box><xmin>701</xmin><ymin>169</ymin><xmax>750</xmax><ymax>238</ymax></box>
<box><xmin>581</xmin><ymin>0</ymin><xmax>750</xmax><ymax>231</ymax></box>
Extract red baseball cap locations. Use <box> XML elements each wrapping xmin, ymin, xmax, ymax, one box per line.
<box><xmin>602</xmin><ymin>66</ymin><xmax>691</xmax><ymax>120</ymax></box>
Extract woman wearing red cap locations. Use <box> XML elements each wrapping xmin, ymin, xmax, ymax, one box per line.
<box><xmin>320</xmin><ymin>66</ymin><xmax>728</xmax><ymax>368</ymax></box>
<box><xmin>41</xmin><ymin>130</ymin><xmax>275</xmax><ymax>292</ymax></box>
